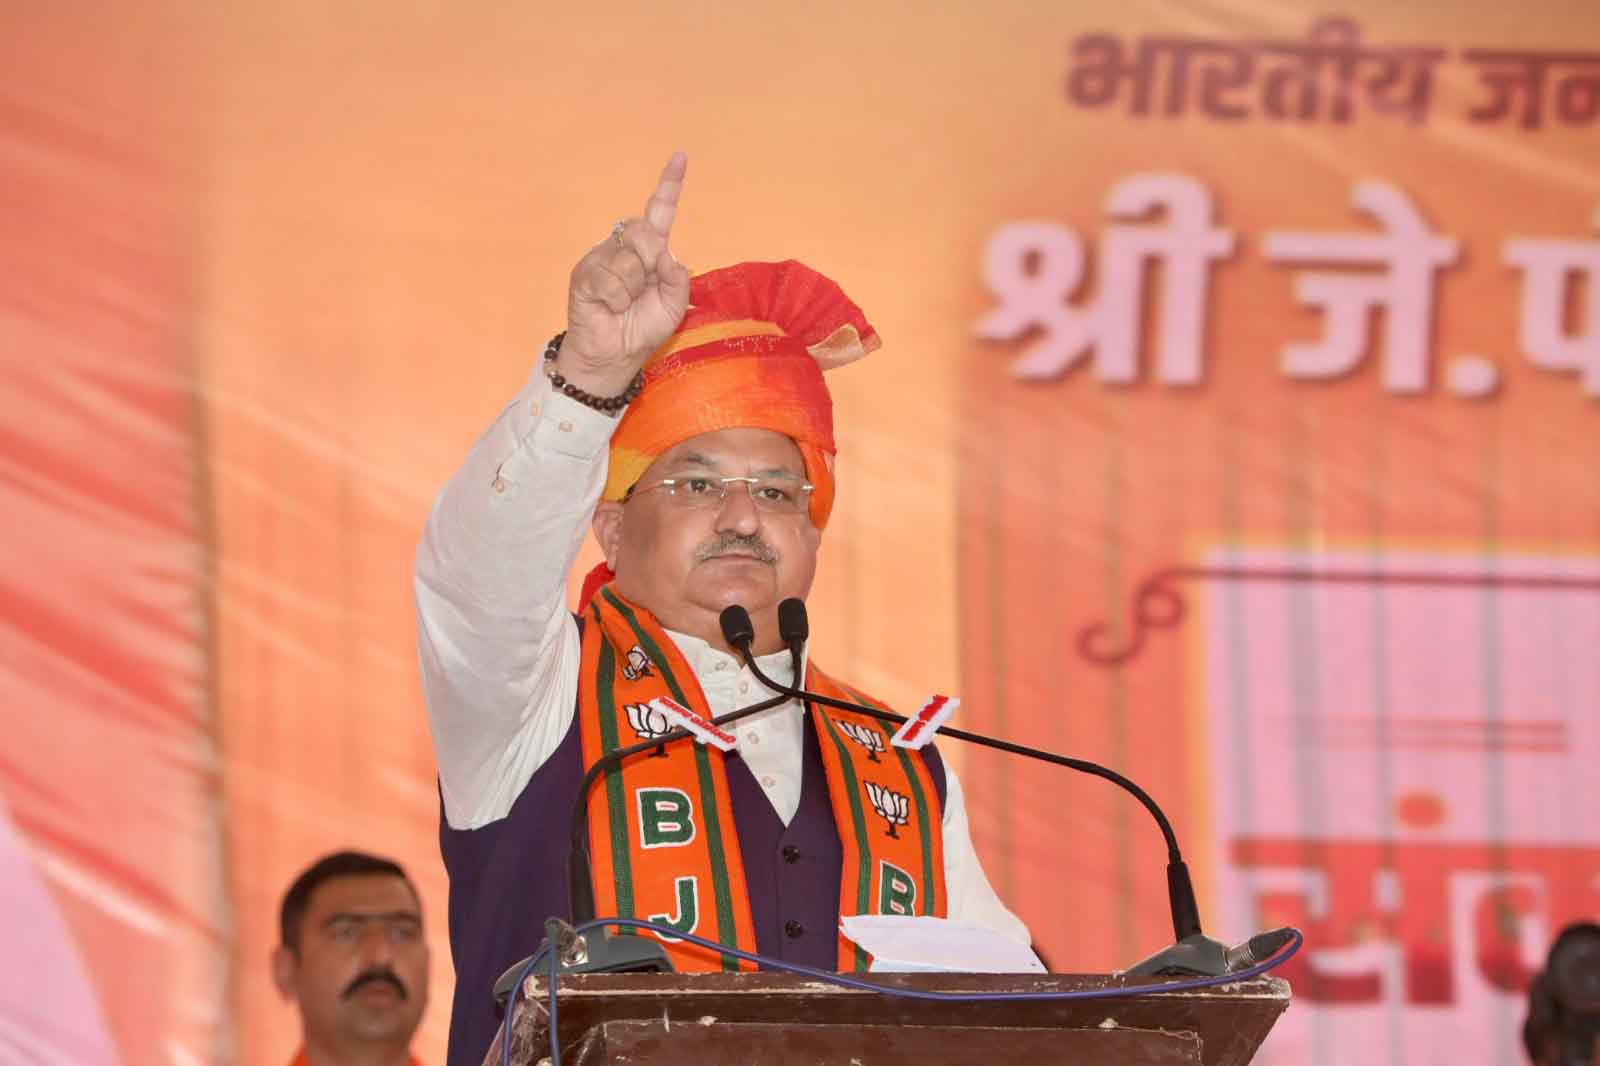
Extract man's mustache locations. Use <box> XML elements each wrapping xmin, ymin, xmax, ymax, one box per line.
<box><xmin>695</xmin><ymin>533</ymin><xmax>778</xmax><ymax>564</ymax></box>
<box><xmin>343</xmin><ymin>968</ymin><xmax>408</xmax><ymax>1001</ymax></box>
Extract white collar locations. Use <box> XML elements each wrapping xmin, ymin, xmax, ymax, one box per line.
<box><xmin>662</xmin><ymin>627</ymin><xmax>802</xmax><ymax>686</ymax></box>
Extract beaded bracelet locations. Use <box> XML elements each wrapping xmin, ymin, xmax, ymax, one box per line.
<box><xmin>542</xmin><ymin>332</ymin><xmax>644</xmax><ymax>415</ymax></box>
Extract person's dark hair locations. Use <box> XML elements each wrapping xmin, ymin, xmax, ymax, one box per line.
<box><xmin>279</xmin><ymin>850</ymin><xmax>417</xmax><ymax>950</ymax></box>
<box><xmin>1522</xmin><ymin>922</ymin><xmax>1600</xmax><ymax>1066</ymax></box>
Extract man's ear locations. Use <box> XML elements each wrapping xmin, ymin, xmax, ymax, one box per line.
<box><xmin>271</xmin><ymin>945</ymin><xmax>298</xmax><ymax>1000</ymax></box>
<box><xmin>592</xmin><ymin>501</ymin><xmax>624</xmax><ymax>569</ymax></box>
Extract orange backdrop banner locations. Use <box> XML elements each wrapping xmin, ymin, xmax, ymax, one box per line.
<box><xmin>1</xmin><ymin>2</ymin><xmax>1595</xmax><ymax>1064</ymax></box>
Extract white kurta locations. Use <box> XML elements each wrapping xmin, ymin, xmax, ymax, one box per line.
<box><xmin>414</xmin><ymin>365</ymin><xmax>1028</xmax><ymax>944</ymax></box>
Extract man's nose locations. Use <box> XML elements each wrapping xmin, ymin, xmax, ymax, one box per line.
<box><xmin>713</xmin><ymin>481</ymin><xmax>762</xmax><ymax>534</ymax></box>
<box><xmin>359</xmin><ymin>924</ymin><xmax>398</xmax><ymax>965</ymax></box>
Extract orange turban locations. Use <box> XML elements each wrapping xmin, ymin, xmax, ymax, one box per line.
<box><xmin>602</xmin><ymin>259</ymin><xmax>880</xmax><ymax>531</ymax></box>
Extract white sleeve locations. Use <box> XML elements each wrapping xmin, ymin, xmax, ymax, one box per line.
<box><xmin>413</xmin><ymin>368</ymin><xmax>620</xmax><ymax>830</ymax></box>
<box><xmin>940</xmin><ymin>761</ymin><xmax>1032</xmax><ymax>945</ymax></box>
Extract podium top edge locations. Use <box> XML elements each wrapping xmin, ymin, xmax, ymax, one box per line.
<box><xmin>520</xmin><ymin>971</ymin><xmax>1292</xmax><ymax>1003</ymax></box>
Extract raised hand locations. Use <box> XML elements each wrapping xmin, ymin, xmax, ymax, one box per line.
<box><xmin>555</xmin><ymin>153</ymin><xmax>691</xmax><ymax>397</ymax></box>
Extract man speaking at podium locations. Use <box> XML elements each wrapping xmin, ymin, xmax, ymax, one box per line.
<box><xmin>415</xmin><ymin>154</ymin><xmax>1028</xmax><ymax>1066</ymax></box>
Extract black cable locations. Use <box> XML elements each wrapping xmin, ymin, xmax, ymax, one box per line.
<box><xmin>741</xmin><ymin>646</ymin><xmax>1182</xmax><ymax>860</ymax></box>
<box><xmin>721</xmin><ymin>601</ymin><xmax>1206</xmax><ymax>942</ymax></box>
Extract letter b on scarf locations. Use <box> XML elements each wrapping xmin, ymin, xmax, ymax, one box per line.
<box><xmin>878</xmin><ymin>859</ymin><xmax>917</xmax><ymax>916</ymax></box>
<box><xmin>638</xmin><ymin>787</ymin><xmax>697</xmax><ymax>848</ymax></box>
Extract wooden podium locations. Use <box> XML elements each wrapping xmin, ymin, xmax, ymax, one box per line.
<box><xmin>486</xmin><ymin>971</ymin><xmax>1290</xmax><ymax>1066</ymax></box>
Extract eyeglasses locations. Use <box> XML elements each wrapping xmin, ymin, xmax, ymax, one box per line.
<box><xmin>626</xmin><ymin>474</ymin><xmax>815</xmax><ymax>514</ymax></box>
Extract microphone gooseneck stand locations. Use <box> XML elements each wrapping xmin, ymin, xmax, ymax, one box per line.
<box><xmin>498</xmin><ymin>594</ymin><xmax>1291</xmax><ymax>1009</ymax></box>
<box><xmin>722</xmin><ymin>599</ymin><xmax>1288</xmax><ymax>978</ymax></box>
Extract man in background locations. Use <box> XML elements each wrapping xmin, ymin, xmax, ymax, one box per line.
<box><xmin>273</xmin><ymin>851</ymin><xmax>430</xmax><ymax>1066</ymax></box>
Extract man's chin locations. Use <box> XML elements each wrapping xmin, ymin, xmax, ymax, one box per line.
<box><xmin>691</xmin><ymin>562</ymin><xmax>778</xmax><ymax>612</ymax></box>
<box><xmin>342</xmin><ymin>994</ymin><xmax>419</xmax><ymax>1033</ymax></box>
<box><xmin>345</xmin><ymin>1009</ymin><xmax>419</xmax><ymax>1043</ymax></box>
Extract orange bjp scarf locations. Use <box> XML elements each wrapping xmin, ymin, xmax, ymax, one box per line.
<box><xmin>577</xmin><ymin>585</ymin><xmax>946</xmax><ymax>972</ymax></box>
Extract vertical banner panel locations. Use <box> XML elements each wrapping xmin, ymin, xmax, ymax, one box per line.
<box><xmin>1202</xmin><ymin>552</ymin><xmax>1600</xmax><ymax>1064</ymax></box>
<box><xmin>956</xmin><ymin>2</ymin><xmax>1600</xmax><ymax>1063</ymax></box>
<box><xmin>0</xmin><ymin>5</ymin><xmax>223</xmax><ymax>1064</ymax></box>
<box><xmin>40</xmin><ymin>0</ymin><xmax>1582</xmax><ymax>1061</ymax></box>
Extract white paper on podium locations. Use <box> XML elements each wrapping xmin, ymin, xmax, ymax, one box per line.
<box><xmin>839</xmin><ymin>915</ymin><xmax>1047</xmax><ymax>973</ymax></box>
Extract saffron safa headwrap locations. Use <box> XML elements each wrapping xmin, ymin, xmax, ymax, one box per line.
<box><xmin>579</xmin><ymin>260</ymin><xmax>878</xmax><ymax>611</ymax></box>
<box><xmin>603</xmin><ymin>259</ymin><xmax>879</xmax><ymax>526</ymax></box>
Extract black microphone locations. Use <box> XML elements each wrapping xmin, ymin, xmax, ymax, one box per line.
<box><xmin>721</xmin><ymin>604</ymin><xmax>756</xmax><ymax>649</ymax></box>
<box><xmin>719</xmin><ymin>600</ymin><xmax>1284</xmax><ymax>978</ymax></box>
<box><xmin>778</xmin><ymin>597</ymin><xmax>808</xmax><ymax>654</ymax></box>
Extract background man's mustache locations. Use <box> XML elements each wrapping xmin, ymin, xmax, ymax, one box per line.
<box><xmin>695</xmin><ymin>533</ymin><xmax>777</xmax><ymax>564</ymax></box>
<box><xmin>343</xmin><ymin>968</ymin><xmax>408</xmax><ymax>1000</ymax></box>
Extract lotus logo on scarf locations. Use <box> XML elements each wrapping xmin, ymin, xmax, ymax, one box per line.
<box><xmin>625</xmin><ymin>702</ymin><xmax>674</xmax><ymax>740</ymax></box>
<box><xmin>622</xmin><ymin>644</ymin><xmax>654</xmax><ymax>681</ymax></box>
<box><xmin>837</xmin><ymin>721</ymin><xmax>887</xmax><ymax>762</ymax></box>
<box><xmin>864</xmin><ymin>781</ymin><xmax>911</xmax><ymax>839</ymax></box>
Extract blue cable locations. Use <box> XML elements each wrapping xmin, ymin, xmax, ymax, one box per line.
<box><xmin>497</xmin><ymin>947</ymin><xmax>551</xmax><ymax>1066</ymax></box>
<box><xmin>547</xmin><ymin>939</ymin><xmax>562</xmax><ymax>1066</ymax></box>
<box><xmin>579</xmin><ymin>918</ymin><xmax>1302</xmax><ymax>1000</ymax></box>
<box><xmin>503</xmin><ymin>919</ymin><xmax>1302</xmax><ymax>1062</ymax></box>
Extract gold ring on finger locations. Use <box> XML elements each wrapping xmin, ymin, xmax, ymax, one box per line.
<box><xmin>611</xmin><ymin>221</ymin><xmax>626</xmax><ymax>248</ymax></box>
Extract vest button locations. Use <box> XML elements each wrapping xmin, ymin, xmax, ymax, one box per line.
<box><xmin>784</xmin><ymin>920</ymin><xmax>804</xmax><ymax>939</ymax></box>
<box><xmin>782</xmin><ymin>845</ymin><xmax>801</xmax><ymax>864</ymax></box>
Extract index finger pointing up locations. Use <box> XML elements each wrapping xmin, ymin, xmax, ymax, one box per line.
<box><xmin>644</xmin><ymin>152</ymin><xmax>687</xmax><ymax>238</ymax></box>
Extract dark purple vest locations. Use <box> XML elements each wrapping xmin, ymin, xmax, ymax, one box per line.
<box><xmin>438</xmin><ymin>619</ymin><xmax>947</xmax><ymax>1066</ymax></box>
